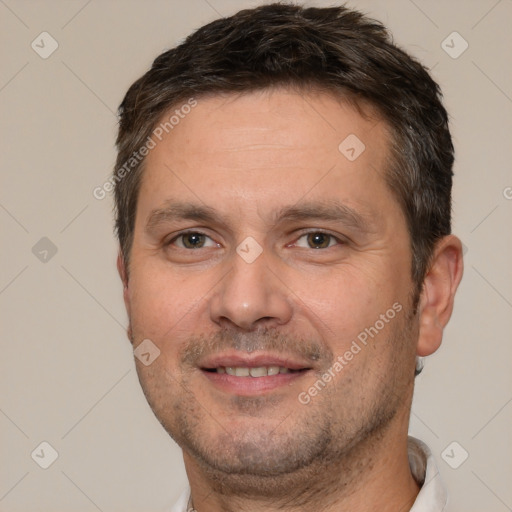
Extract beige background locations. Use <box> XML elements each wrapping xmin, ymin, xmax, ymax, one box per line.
<box><xmin>1</xmin><ymin>0</ymin><xmax>511</xmax><ymax>510</ymax></box>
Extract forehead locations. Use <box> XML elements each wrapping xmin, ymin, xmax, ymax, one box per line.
<box><xmin>138</xmin><ymin>88</ymin><xmax>397</xmax><ymax>226</ymax></box>
<box><xmin>157</xmin><ymin>88</ymin><xmax>386</xmax><ymax>161</ymax></box>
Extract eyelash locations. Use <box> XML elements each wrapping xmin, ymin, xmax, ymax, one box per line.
<box><xmin>292</xmin><ymin>231</ymin><xmax>344</xmax><ymax>249</ymax></box>
<box><xmin>166</xmin><ymin>230</ymin><xmax>345</xmax><ymax>249</ymax></box>
<box><xmin>166</xmin><ymin>230</ymin><xmax>218</xmax><ymax>248</ymax></box>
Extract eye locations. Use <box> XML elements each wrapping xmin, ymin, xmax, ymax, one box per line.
<box><xmin>171</xmin><ymin>232</ymin><xmax>218</xmax><ymax>249</ymax></box>
<box><xmin>294</xmin><ymin>232</ymin><xmax>340</xmax><ymax>249</ymax></box>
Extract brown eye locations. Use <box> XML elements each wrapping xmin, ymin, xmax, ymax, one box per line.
<box><xmin>306</xmin><ymin>232</ymin><xmax>333</xmax><ymax>249</ymax></box>
<box><xmin>182</xmin><ymin>233</ymin><xmax>205</xmax><ymax>248</ymax></box>
<box><xmin>173</xmin><ymin>232</ymin><xmax>216</xmax><ymax>249</ymax></box>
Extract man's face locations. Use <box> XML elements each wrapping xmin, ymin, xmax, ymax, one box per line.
<box><xmin>122</xmin><ymin>89</ymin><xmax>418</xmax><ymax>485</ymax></box>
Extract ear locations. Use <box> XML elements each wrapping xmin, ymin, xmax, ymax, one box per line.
<box><xmin>416</xmin><ymin>235</ymin><xmax>464</xmax><ymax>357</ymax></box>
<box><xmin>117</xmin><ymin>250</ymin><xmax>133</xmax><ymax>341</ymax></box>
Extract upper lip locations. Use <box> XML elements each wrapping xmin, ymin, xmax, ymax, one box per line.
<box><xmin>199</xmin><ymin>352</ymin><xmax>314</xmax><ymax>370</ymax></box>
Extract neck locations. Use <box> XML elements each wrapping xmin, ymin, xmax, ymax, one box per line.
<box><xmin>184</xmin><ymin>410</ymin><xmax>420</xmax><ymax>512</ymax></box>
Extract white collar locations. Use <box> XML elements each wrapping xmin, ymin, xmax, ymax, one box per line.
<box><xmin>408</xmin><ymin>436</ymin><xmax>448</xmax><ymax>511</ymax></box>
<box><xmin>170</xmin><ymin>436</ymin><xmax>447</xmax><ymax>512</ymax></box>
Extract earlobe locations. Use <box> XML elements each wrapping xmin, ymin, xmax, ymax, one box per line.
<box><xmin>117</xmin><ymin>250</ymin><xmax>128</xmax><ymax>289</ymax></box>
<box><xmin>117</xmin><ymin>251</ymin><xmax>133</xmax><ymax>342</ymax></box>
<box><xmin>416</xmin><ymin>235</ymin><xmax>464</xmax><ymax>357</ymax></box>
<box><xmin>117</xmin><ymin>250</ymin><xmax>131</xmax><ymax>310</ymax></box>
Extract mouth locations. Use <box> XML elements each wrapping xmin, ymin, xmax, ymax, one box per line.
<box><xmin>203</xmin><ymin>366</ymin><xmax>305</xmax><ymax>377</ymax></box>
<box><xmin>198</xmin><ymin>353</ymin><xmax>313</xmax><ymax>395</ymax></box>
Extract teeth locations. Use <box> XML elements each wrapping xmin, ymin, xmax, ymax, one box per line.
<box><xmin>216</xmin><ymin>366</ymin><xmax>297</xmax><ymax>377</ymax></box>
<box><xmin>249</xmin><ymin>367</ymin><xmax>267</xmax><ymax>377</ymax></box>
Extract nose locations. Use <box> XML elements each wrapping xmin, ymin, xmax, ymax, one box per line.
<box><xmin>209</xmin><ymin>250</ymin><xmax>293</xmax><ymax>331</ymax></box>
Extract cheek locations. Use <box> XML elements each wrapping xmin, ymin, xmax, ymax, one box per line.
<box><xmin>127</xmin><ymin>262</ymin><xmax>201</xmax><ymax>341</ymax></box>
<box><xmin>290</xmin><ymin>265</ymin><xmax>399</xmax><ymax>346</ymax></box>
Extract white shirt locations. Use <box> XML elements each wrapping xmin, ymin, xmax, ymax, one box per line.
<box><xmin>170</xmin><ymin>436</ymin><xmax>447</xmax><ymax>512</ymax></box>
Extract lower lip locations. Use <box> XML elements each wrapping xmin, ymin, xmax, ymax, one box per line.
<box><xmin>200</xmin><ymin>370</ymin><xmax>309</xmax><ymax>395</ymax></box>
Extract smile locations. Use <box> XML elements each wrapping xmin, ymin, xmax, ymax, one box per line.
<box><xmin>205</xmin><ymin>366</ymin><xmax>303</xmax><ymax>377</ymax></box>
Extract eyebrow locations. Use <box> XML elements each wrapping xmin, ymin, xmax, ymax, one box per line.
<box><xmin>274</xmin><ymin>201</ymin><xmax>374</xmax><ymax>233</ymax></box>
<box><xmin>145</xmin><ymin>200</ymin><xmax>374</xmax><ymax>234</ymax></box>
<box><xmin>145</xmin><ymin>202</ymin><xmax>222</xmax><ymax>233</ymax></box>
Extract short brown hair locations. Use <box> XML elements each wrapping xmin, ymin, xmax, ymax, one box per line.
<box><xmin>114</xmin><ymin>3</ymin><xmax>454</xmax><ymax>292</ymax></box>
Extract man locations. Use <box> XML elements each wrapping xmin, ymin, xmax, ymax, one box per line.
<box><xmin>114</xmin><ymin>3</ymin><xmax>463</xmax><ymax>511</ymax></box>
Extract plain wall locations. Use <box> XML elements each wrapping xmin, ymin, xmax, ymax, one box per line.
<box><xmin>1</xmin><ymin>0</ymin><xmax>511</xmax><ymax>510</ymax></box>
